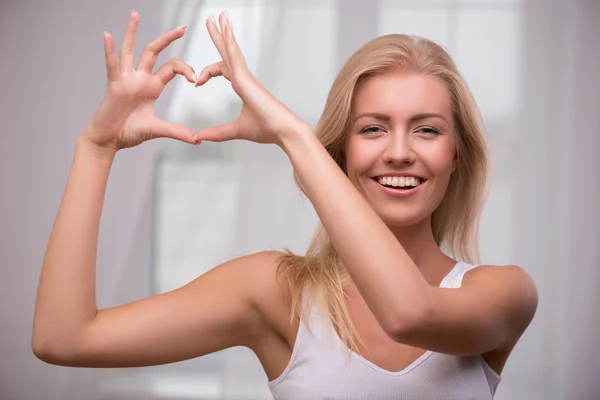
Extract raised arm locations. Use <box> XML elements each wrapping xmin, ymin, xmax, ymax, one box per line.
<box><xmin>32</xmin><ymin>11</ymin><xmax>280</xmax><ymax>367</ymax></box>
<box><xmin>193</xmin><ymin>13</ymin><xmax>538</xmax><ymax>357</ymax></box>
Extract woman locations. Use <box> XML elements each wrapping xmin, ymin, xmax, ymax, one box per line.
<box><xmin>32</xmin><ymin>10</ymin><xmax>538</xmax><ymax>399</ymax></box>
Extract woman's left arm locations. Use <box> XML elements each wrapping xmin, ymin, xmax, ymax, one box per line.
<box><xmin>196</xmin><ymin>13</ymin><xmax>538</xmax><ymax>356</ymax></box>
<box><xmin>279</xmin><ymin>126</ymin><xmax>538</xmax><ymax>355</ymax></box>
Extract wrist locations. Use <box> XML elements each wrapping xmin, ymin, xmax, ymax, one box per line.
<box><xmin>277</xmin><ymin>122</ymin><xmax>317</xmax><ymax>155</ymax></box>
<box><xmin>76</xmin><ymin>131</ymin><xmax>118</xmax><ymax>164</ymax></box>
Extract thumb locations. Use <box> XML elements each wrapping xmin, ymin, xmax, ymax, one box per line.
<box><xmin>152</xmin><ymin>118</ymin><xmax>198</xmax><ymax>145</ymax></box>
<box><xmin>194</xmin><ymin>120</ymin><xmax>240</xmax><ymax>143</ymax></box>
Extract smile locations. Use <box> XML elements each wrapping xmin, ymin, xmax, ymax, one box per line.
<box><xmin>371</xmin><ymin>176</ymin><xmax>426</xmax><ymax>198</ymax></box>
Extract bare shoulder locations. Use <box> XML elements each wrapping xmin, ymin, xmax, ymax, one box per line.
<box><xmin>224</xmin><ymin>250</ymin><xmax>286</xmax><ymax>287</ymax></box>
<box><xmin>464</xmin><ymin>264</ymin><xmax>539</xmax><ymax>340</ymax></box>
<box><xmin>221</xmin><ymin>249</ymin><xmax>290</xmax><ymax>310</ymax></box>
<box><xmin>465</xmin><ymin>264</ymin><xmax>536</xmax><ymax>285</ymax></box>
<box><xmin>225</xmin><ymin>250</ymin><xmax>294</xmax><ymax>337</ymax></box>
<box><xmin>237</xmin><ymin>250</ymin><xmax>289</xmax><ymax>298</ymax></box>
<box><xmin>464</xmin><ymin>264</ymin><xmax>538</xmax><ymax>298</ymax></box>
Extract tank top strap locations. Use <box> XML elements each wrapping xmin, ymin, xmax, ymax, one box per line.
<box><xmin>440</xmin><ymin>261</ymin><xmax>480</xmax><ymax>289</ymax></box>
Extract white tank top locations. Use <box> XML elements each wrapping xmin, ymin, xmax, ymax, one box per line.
<box><xmin>268</xmin><ymin>261</ymin><xmax>501</xmax><ymax>399</ymax></box>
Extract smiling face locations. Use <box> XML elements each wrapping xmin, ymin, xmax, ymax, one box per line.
<box><xmin>344</xmin><ymin>71</ymin><xmax>457</xmax><ymax>228</ymax></box>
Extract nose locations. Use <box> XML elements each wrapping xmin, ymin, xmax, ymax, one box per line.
<box><xmin>382</xmin><ymin>131</ymin><xmax>416</xmax><ymax>166</ymax></box>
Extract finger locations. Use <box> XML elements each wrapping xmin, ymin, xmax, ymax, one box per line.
<box><xmin>154</xmin><ymin>58</ymin><xmax>197</xmax><ymax>86</ymax></box>
<box><xmin>206</xmin><ymin>14</ymin><xmax>230</xmax><ymax>66</ymax></box>
<box><xmin>103</xmin><ymin>31</ymin><xmax>120</xmax><ymax>82</ymax></box>
<box><xmin>222</xmin><ymin>16</ymin><xmax>247</xmax><ymax>73</ymax></box>
<box><xmin>137</xmin><ymin>25</ymin><xmax>187</xmax><ymax>72</ymax></box>
<box><xmin>194</xmin><ymin>121</ymin><xmax>240</xmax><ymax>143</ymax></box>
<box><xmin>195</xmin><ymin>61</ymin><xmax>229</xmax><ymax>87</ymax></box>
<box><xmin>152</xmin><ymin>118</ymin><xmax>199</xmax><ymax>145</ymax></box>
<box><xmin>119</xmin><ymin>10</ymin><xmax>140</xmax><ymax>72</ymax></box>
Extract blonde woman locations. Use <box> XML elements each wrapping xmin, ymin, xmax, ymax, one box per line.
<box><xmin>33</xmin><ymin>10</ymin><xmax>538</xmax><ymax>399</ymax></box>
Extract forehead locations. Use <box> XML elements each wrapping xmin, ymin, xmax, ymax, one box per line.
<box><xmin>352</xmin><ymin>72</ymin><xmax>452</xmax><ymax>118</ymax></box>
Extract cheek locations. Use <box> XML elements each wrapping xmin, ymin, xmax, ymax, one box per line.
<box><xmin>433</xmin><ymin>156</ymin><xmax>456</xmax><ymax>178</ymax></box>
<box><xmin>420</xmin><ymin>140</ymin><xmax>456</xmax><ymax>176</ymax></box>
<box><xmin>344</xmin><ymin>140</ymin><xmax>373</xmax><ymax>175</ymax></box>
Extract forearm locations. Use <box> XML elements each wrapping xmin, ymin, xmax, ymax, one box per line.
<box><xmin>279</xmin><ymin>126</ymin><xmax>433</xmax><ymax>333</ymax></box>
<box><xmin>33</xmin><ymin>133</ymin><xmax>117</xmax><ymax>353</ymax></box>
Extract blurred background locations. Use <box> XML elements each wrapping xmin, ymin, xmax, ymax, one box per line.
<box><xmin>1</xmin><ymin>0</ymin><xmax>598</xmax><ymax>399</ymax></box>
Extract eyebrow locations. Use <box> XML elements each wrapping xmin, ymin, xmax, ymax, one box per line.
<box><xmin>354</xmin><ymin>112</ymin><xmax>448</xmax><ymax>124</ymax></box>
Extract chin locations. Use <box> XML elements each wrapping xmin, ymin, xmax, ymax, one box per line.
<box><xmin>377</xmin><ymin>209</ymin><xmax>431</xmax><ymax>229</ymax></box>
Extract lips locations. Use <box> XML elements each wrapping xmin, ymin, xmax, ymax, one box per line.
<box><xmin>374</xmin><ymin>175</ymin><xmax>426</xmax><ymax>189</ymax></box>
<box><xmin>373</xmin><ymin>174</ymin><xmax>425</xmax><ymax>181</ymax></box>
<box><xmin>371</xmin><ymin>177</ymin><xmax>426</xmax><ymax>198</ymax></box>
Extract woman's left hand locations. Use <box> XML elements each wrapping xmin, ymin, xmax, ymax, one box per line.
<box><xmin>194</xmin><ymin>12</ymin><xmax>307</xmax><ymax>146</ymax></box>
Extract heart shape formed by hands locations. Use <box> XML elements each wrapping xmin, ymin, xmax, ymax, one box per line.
<box><xmin>82</xmin><ymin>10</ymin><xmax>307</xmax><ymax>153</ymax></box>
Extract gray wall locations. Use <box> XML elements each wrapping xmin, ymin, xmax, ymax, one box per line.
<box><xmin>514</xmin><ymin>0</ymin><xmax>600</xmax><ymax>397</ymax></box>
<box><xmin>0</xmin><ymin>1</ymin><xmax>167</xmax><ymax>399</ymax></box>
<box><xmin>1</xmin><ymin>0</ymin><xmax>599</xmax><ymax>399</ymax></box>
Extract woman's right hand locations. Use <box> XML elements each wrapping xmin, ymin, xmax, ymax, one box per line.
<box><xmin>81</xmin><ymin>10</ymin><xmax>199</xmax><ymax>151</ymax></box>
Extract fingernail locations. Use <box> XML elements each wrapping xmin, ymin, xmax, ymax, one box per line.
<box><xmin>177</xmin><ymin>25</ymin><xmax>187</xmax><ymax>31</ymax></box>
<box><xmin>208</xmin><ymin>15</ymin><xmax>215</xmax><ymax>24</ymax></box>
<box><xmin>192</xmin><ymin>72</ymin><xmax>197</xmax><ymax>82</ymax></box>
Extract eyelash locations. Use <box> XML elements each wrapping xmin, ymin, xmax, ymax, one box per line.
<box><xmin>418</xmin><ymin>126</ymin><xmax>441</xmax><ymax>135</ymax></box>
<box><xmin>359</xmin><ymin>126</ymin><xmax>441</xmax><ymax>135</ymax></box>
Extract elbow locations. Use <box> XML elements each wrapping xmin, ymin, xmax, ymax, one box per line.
<box><xmin>32</xmin><ymin>335</ymin><xmax>56</xmax><ymax>364</ymax></box>
<box><xmin>383</xmin><ymin>301</ymin><xmax>433</xmax><ymax>343</ymax></box>
<box><xmin>384</xmin><ymin>314</ymin><xmax>422</xmax><ymax>343</ymax></box>
<box><xmin>32</xmin><ymin>335</ymin><xmax>61</xmax><ymax>365</ymax></box>
<box><xmin>32</xmin><ymin>334</ymin><xmax>79</xmax><ymax>366</ymax></box>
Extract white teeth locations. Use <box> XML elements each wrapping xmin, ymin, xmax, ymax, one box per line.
<box><xmin>377</xmin><ymin>176</ymin><xmax>422</xmax><ymax>188</ymax></box>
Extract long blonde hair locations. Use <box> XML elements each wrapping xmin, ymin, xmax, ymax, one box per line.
<box><xmin>277</xmin><ymin>34</ymin><xmax>489</xmax><ymax>354</ymax></box>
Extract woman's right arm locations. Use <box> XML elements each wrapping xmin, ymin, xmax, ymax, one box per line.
<box><xmin>32</xmin><ymin>134</ymin><xmax>282</xmax><ymax>368</ymax></box>
<box><xmin>32</xmin><ymin>10</ymin><xmax>283</xmax><ymax>368</ymax></box>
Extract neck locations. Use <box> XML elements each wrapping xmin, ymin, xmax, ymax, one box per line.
<box><xmin>339</xmin><ymin>216</ymin><xmax>456</xmax><ymax>289</ymax></box>
<box><xmin>387</xmin><ymin>216</ymin><xmax>454</xmax><ymax>271</ymax></box>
